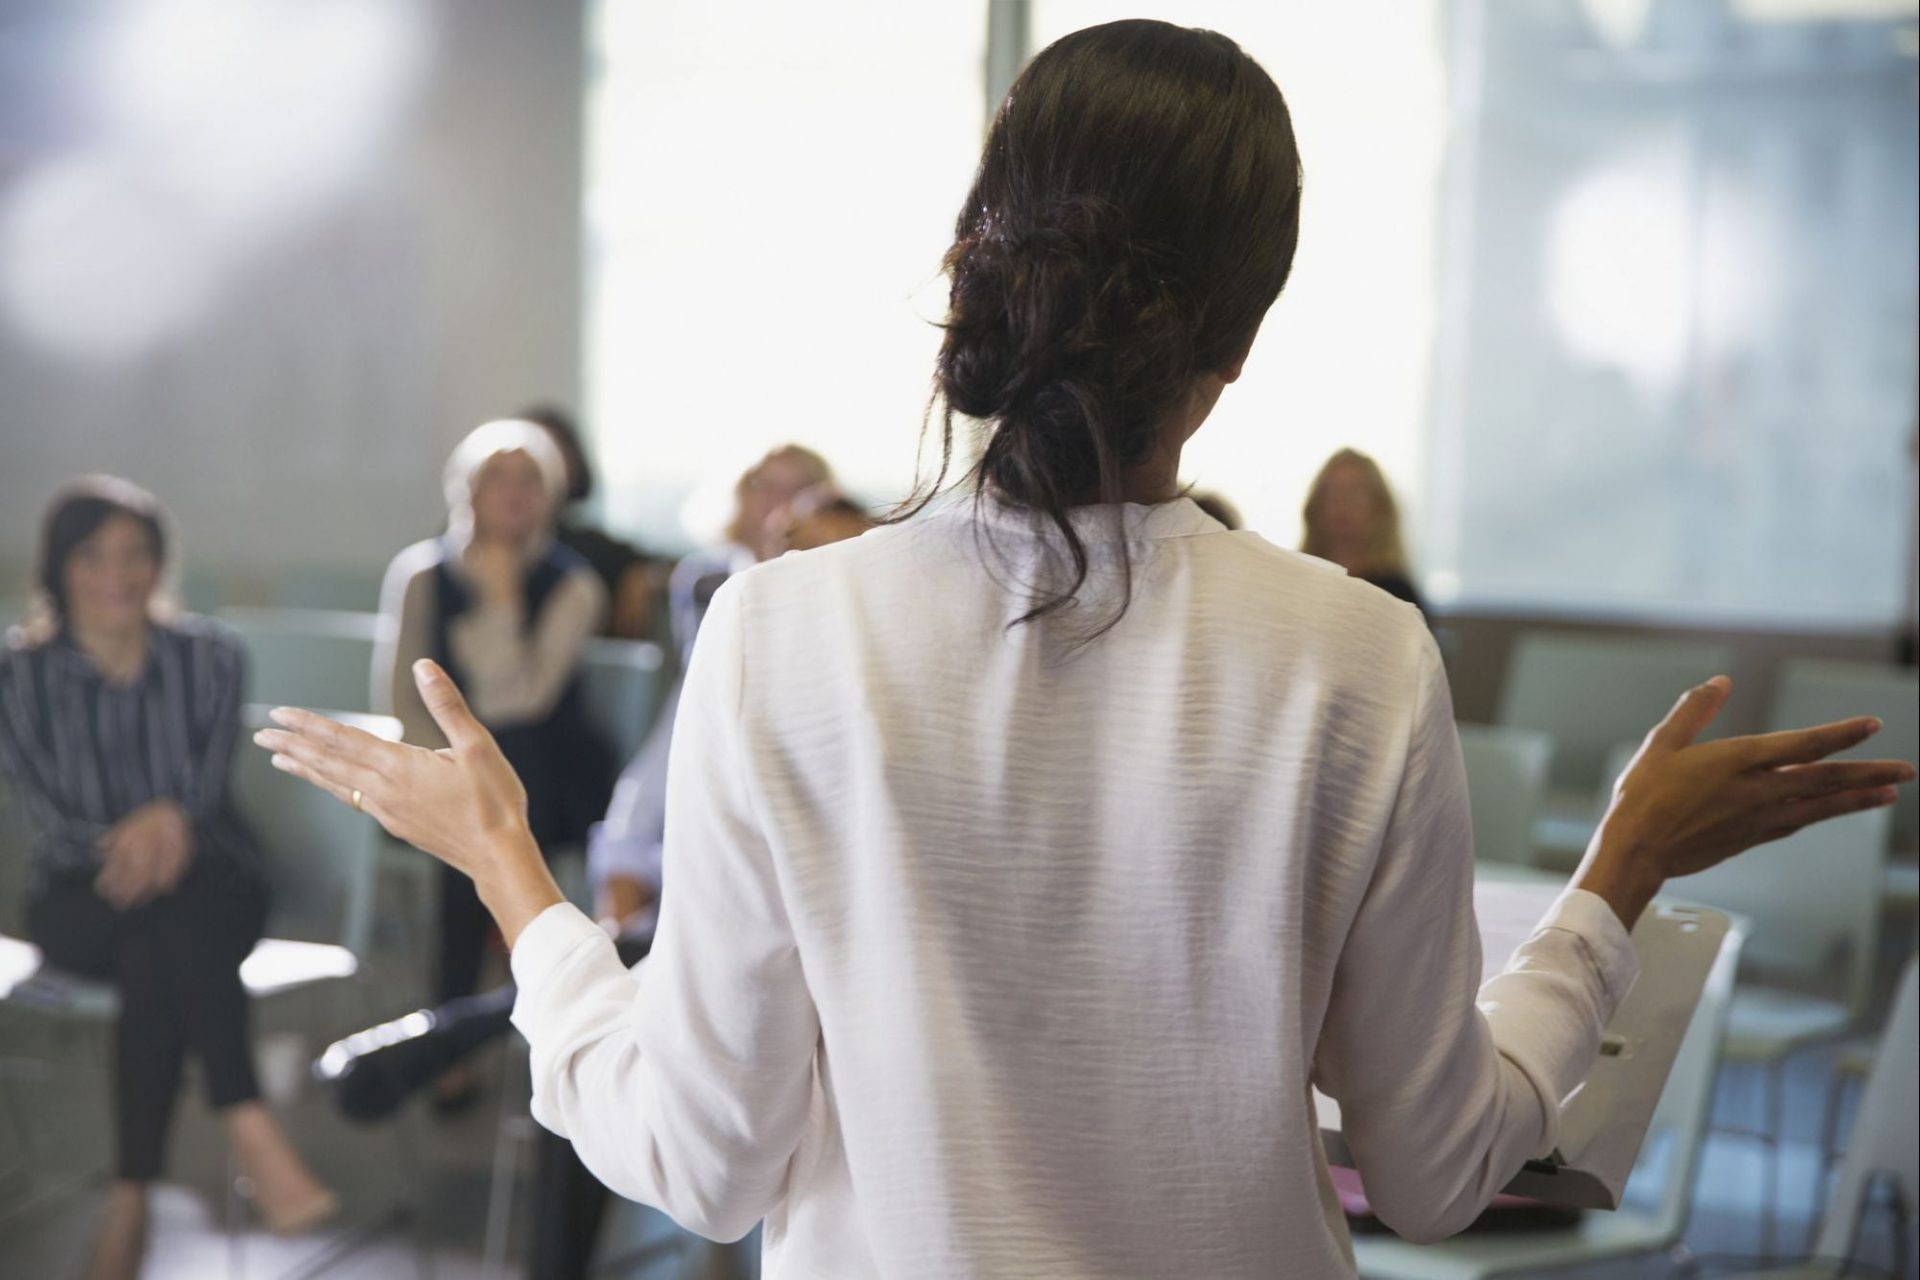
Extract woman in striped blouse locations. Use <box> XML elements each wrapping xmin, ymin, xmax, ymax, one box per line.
<box><xmin>0</xmin><ymin>477</ymin><xmax>334</xmax><ymax>1280</ymax></box>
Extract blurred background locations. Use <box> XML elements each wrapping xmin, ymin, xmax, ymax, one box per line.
<box><xmin>1</xmin><ymin>1</ymin><xmax>1916</xmax><ymax>1278</ymax></box>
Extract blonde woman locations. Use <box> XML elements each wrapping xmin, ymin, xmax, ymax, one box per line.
<box><xmin>1301</xmin><ymin>447</ymin><xmax>1427</xmax><ymax>616</ymax></box>
<box><xmin>374</xmin><ymin>421</ymin><xmax>614</xmax><ymax>1109</ymax></box>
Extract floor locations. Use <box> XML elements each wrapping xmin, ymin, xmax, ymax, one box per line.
<box><xmin>1</xmin><ymin>890</ymin><xmax>1913</xmax><ymax>1280</ymax></box>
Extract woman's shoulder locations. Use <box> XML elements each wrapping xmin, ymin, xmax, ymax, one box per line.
<box><xmin>380</xmin><ymin>539</ymin><xmax>452</xmax><ymax>606</ymax></box>
<box><xmin>386</xmin><ymin>538</ymin><xmax>451</xmax><ymax>579</ymax></box>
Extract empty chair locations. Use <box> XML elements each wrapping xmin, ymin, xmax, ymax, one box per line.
<box><xmin>274</xmin><ymin>565</ymin><xmax>388</xmax><ymax>613</ymax></box>
<box><xmin>1716</xmin><ymin>953</ymin><xmax>1918</xmax><ymax>1279</ymax></box>
<box><xmin>1497</xmin><ymin>633</ymin><xmax>1733</xmax><ymax>867</ymax></box>
<box><xmin>1664</xmin><ymin>804</ymin><xmax>1893</xmax><ymax>1254</ymax></box>
<box><xmin>1455</xmin><ymin>725</ymin><xmax>1553</xmax><ymax>867</ymax></box>
<box><xmin>578</xmin><ymin>637</ymin><xmax>670</xmax><ymax>771</ymax></box>
<box><xmin>1349</xmin><ymin>920</ymin><xmax>1742</xmax><ymax>1279</ymax></box>
<box><xmin>220</xmin><ymin>606</ymin><xmax>387</xmax><ymax>715</ymax></box>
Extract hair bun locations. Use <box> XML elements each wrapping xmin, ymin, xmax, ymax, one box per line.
<box><xmin>939</xmin><ymin>196</ymin><xmax>1194</xmax><ymax>494</ymax></box>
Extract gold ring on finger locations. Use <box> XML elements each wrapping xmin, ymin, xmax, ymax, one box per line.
<box><xmin>350</xmin><ymin>788</ymin><xmax>364</xmax><ymax>812</ymax></box>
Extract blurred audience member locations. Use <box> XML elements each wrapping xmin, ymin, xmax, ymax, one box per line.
<box><xmin>518</xmin><ymin>403</ymin><xmax>668</xmax><ymax>640</ymax></box>
<box><xmin>1189</xmin><ymin>489</ymin><xmax>1243</xmax><ymax>531</ymax></box>
<box><xmin>669</xmin><ymin>443</ymin><xmax>833</xmax><ymax>661</ymax></box>
<box><xmin>374</xmin><ymin>421</ymin><xmax>615</xmax><ymax>1109</ymax></box>
<box><xmin>777</xmin><ymin>483</ymin><xmax>875</xmax><ymax>553</ymax></box>
<box><xmin>0</xmin><ymin>477</ymin><xmax>335</xmax><ymax>1280</ymax></box>
<box><xmin>1301</xmin><ymin>447</ymin><xmax>1429</xmax><ymax>618</ymax></box>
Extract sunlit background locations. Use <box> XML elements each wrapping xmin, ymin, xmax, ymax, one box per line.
<box><xmin>3</xmin><ymin>0</ymin><xmax>1915</xmax><ymax>638</ymax></box>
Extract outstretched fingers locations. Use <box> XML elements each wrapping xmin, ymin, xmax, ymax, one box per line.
<box><xmin>254</xmin><ymin>708</ymin><xmax>396</xmax><ymax>807</ymax></box>
<box><xmin>1766</xmin><ymin>759</ymin><xmax>1917</xmax><ymax>800</ymax></box>
<box><xmin>1760</xmin><ymin>785</ymin><xmax>1902</xmax><ymax>843</ymax></box>
<box><xmin>1739</xmin><ymin>717</ymin><xmax>1883</xmax><ymax>770</ymax></box>
<box><xmin>263</xmin><ymin>749</ymin><xmax>367</xmax><ymax>812</ymax></box>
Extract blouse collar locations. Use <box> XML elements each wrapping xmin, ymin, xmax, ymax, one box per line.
<box><xmin>961</xmin><ymin>494</ymin><xmax>1224</xmax><ymax>544</ymax></box>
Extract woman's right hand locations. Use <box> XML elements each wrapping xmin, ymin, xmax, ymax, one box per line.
<box><xmin>1575</xmin><ymin>676</ymin><xmax>1915</xmax><ymax>928</ymax></box>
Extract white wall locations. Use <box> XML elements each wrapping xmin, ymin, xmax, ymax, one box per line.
<box><xmin>0</xmin><ymin>0</ymin><xmax>586</xmax><ymax>599</ymax></box>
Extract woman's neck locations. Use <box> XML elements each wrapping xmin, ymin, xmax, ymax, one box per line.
<box><xmin>1113</xmin><ymin>437</ymin><xmax>1185</xmax><ymax>506</ymax></box>
<box><xmin>70</xmin><ymin>618</ymin><xmax>150</xmax><ymax>683</ymax></box>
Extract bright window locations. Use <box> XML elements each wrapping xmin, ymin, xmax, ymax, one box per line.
<box><xmin>1027</xmin><ymin>2</ymin><xmax>1450</xmax><ymax>556</ymax></box>
<box><xmin>1422</xmin><ymin>3</ymin><xmax>1919</xmax><ymax>626</ymax></box>
<box><xmin>585</xmin><ymin>1</ymin><xmax>985</xmax><ymax>547</ymax></box>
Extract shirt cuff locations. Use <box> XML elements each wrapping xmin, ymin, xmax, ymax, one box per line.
<box><xmin>510</xmin><ymin>901</ymin><xmax>610</xmax><ymax>1036</ymax></box>
<box><xmin>1538</xmin><ymin>887</ymin><xmax>1641</xmax><ymax>1012</ymax></box>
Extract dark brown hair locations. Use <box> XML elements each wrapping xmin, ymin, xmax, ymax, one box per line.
<box><xmin>35</xmin><ymin>475</ymin><xmax>168</xmax><ymax>622</ymax></box>
<box><xmin>899</xmin><ymin>19</ymin><xmax>1302</xmax><ymax>634</ymax></box>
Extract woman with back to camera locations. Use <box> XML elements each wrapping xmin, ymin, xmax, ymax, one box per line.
<box><xmin>373</xmin><ymin>420</ymin><xmax>614</xmax><ymax>1110</ymax></box>
<box><xmin>1301</xmin><ymin>447</ymin><xmax>1428</xmax><ymax>617</ymax></box>
<box><xmin>260</xmin><ymin>21</ymin><xmax>1914</xmax><ymax>1278</ymax></box>
<box><xmin>0</xmin><ymin>477</ymin><xmax>335</xmax><ymax>1280</ymax></box>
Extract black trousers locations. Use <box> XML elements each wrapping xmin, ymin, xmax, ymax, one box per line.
<box><xmin>27</xmin><ymin>863</ymin><xmax>268</xmax><ymax>1181</ymax></box>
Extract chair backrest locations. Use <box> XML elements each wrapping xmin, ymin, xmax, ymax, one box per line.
<box><xmin>1591</xmin><ymin>739</ymin><xmax>1643</xmax><ymax>820</ymax></box>
<box><xmin>232</xmin><ymin>704</ymin><xmax>398</xmax><ymax>960</ymax></box>
<box><xmin>1622</xmin><ymin>925</ymin><xmax>1741</xmax><ymax>1234</ymax></box>
<box><xmin>221</xmin><ymin>607</ymin><xmax>387</xmax><ymax>715</ymax></box>
<box><xmin>274</xmin><ymin>565</ymin><xmax>387</xmax><ymax>613</ymax></box>
<box><xmin>1813</xmin><ymin>953</ymin><xmax>1919</xmax><ymax>1261</ymax></box>
<box><xmin>1666</xmin><ymin>806</ymin><xmax>1889</xmax><ymax>1014</ymax></box>
<box><xmin>1455</xmin><ymin>724</ymin><xmax>1554</xmax><ymax>866</ymax></box>
<box><xmin>578</xmin><ymin>637</ymin><xmax>668</xmax><ymax>769</ymax></box>
<box><xmin>1770</xmin><ymin>659</ymin><xmax>1920</xmax><ymax>853</ymax></box>
<box><xmin>1497</xmin><ymin>633</ymin><xmax>1734</xmax><ymax>793</ymax></box>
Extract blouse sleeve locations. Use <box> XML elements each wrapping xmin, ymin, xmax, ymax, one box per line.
<box><xmin>1310</xmin><ymin>632</ymin><xmax>1640</xmax><ymax>1242</ymax></box>
<box><xmin>446</xmin><ymin>567</ymin><xmax>605</xmax><ymax>728</ymax></box>
<box><xmin>509</xmin><ymin>577</ymin><xmax>819</xmax><ymax>1242</ymax></box>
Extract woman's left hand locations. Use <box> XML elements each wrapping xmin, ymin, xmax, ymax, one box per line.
<box><xmin>253</xmin><ymin>660</ymin><xmax>563</xmax><ymax>941</ymax></box>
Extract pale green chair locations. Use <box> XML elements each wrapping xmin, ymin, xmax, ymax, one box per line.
<box><xmin>1455</xmin><ymin>725</ymin><xmax>1554</xmax><ymax>867</ymax></box>
<box><xmin>220</xmin><ymin>607</ymin><xmax>386</xmax><ymax>716</ymax></box>
<box><xmin>1666</xmin><ymin>805</ymin><xmax>1893</xmax><ymax>1256</ymax></box>
<box><xmin>274</xmin><ymin>566</ymin><xmax>387</xmax><ymax>614</ymax></box>
<box><xmin>1351</xmin><ymin>919</ymin><xmax>1741</xmax><ymax>1279</ymax></box>
<box><xmin>1497</xmin><ymin>634</ymin><xmax>1733</xmax><ymax>869</ymax></box>
<box><xmin>578</xmin><ymin>637</ymin><xmax>670</xmax><ymax>772</ymax></box>
<box><xmin>1716</xmin><ymin>953</ymin><xmax>1918</xmax><ymax>1279</ymax></box>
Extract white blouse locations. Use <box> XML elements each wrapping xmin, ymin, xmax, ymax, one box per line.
<box><xmin>510</xmin><ymin>498</ymin><xmax>1638</xmax><ymax>1279</ymax></box>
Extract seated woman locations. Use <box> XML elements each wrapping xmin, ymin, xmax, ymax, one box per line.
<box><xmin>1300</xmin><ymin>447</ymin><xmax>1430</xmax><ymax>618</ymax></box>
<box><xmin>668</xmin><ymin>443</ymin><xmax>833</xmax><ymax>662</ymax></box>
<box><xmin>0</xmin><ymin>476</ymin><xmax>335</xmax><ymax>1280</ymax></box>
<box><xmin>374</xmin><ymin>420</ymin><xmax>614</xmax><ymax>1109</ymax></box>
